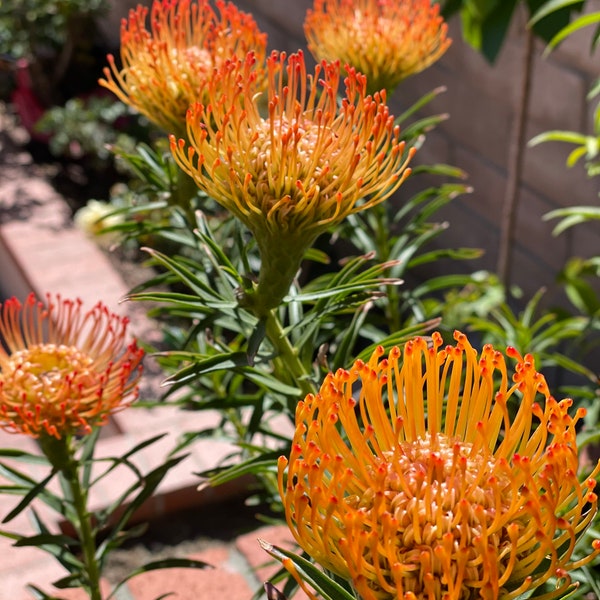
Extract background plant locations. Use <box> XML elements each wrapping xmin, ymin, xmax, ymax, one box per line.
<box><xmin>0</xmin><ymin>0</ymin><xmax>110</xmax><ymax>105</ymax></box>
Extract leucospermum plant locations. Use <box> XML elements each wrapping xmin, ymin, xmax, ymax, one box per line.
<box><xmin>170</xmin><ymin>49</ymin><xmax>415</xmax><ymax>315</ymax></box>
<box><xmin>33</xmin><ymin>0</ymin><xmax>598</xmax><ymax>597</ymax></box>
<box><xmin>265</xmin><ymin>332</ymin><xmax>600</xmax><ymax>600</ymax></box>
<box><xmin>0</xmin><ymin>294</ymin><xmax>208</xmax><ymax>599</ymax></box>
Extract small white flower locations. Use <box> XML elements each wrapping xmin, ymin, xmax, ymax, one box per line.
<box><xmin>74</xmin><ymin>200</ymin><xmax>124</xmax><ymax>247</ymax></box>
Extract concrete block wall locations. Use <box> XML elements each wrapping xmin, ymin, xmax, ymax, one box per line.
<box><xmin>237</xmin><ymin>0</ymin><xmax>600</xmax><ymax>304</ymax></box>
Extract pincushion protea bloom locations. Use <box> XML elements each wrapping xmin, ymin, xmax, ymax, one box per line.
<box><xmin>278</xmin><ymin>331</ymin><xmax>600</xmax><ymax>600</ymax></box>
<box><xmin>99</xmin><ymin>0</ymin><xmax>267</xmax><ymax>137</ymax></box>
<box><xmin>305</xmin><ymin>0</ymin><xmax>451</xmax><ymax>95</ymax></box>
<box><xmin>0</xmin><ymin>294</ymin><xmax>144</xmax><ymax>439</ymax></box>
<box><xmin>171</xmin><ymin>50</ymin><xmax>415</xmax><ymax>314</ymax></box>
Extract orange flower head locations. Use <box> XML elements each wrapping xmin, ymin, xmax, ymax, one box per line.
<box><xmin>171</xmin><ymin>50</ymin><xmax>415</xmax><ymax>312</ymax></box>
<box><xmin>278</xmin><ymin>331</ymin><xmax>600</xmax><ymax>600</ymax></box>
<box><xmin>99</xmin><ymin>0</ymin><xmax>267</xmax><ymax>136</ymax></box>
<box><xmin>0</xmin><ymin>294</ymin><xmax>144</xmax><ymax>439</ymax></box>
<box><xmin>305</xmin><ymin>0</ymin><xmax>451</xmax><ymax>95</ymax></box>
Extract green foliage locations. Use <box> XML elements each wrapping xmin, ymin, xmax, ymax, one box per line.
<box><xmin>528</xmin><ymin>2</ymin><xmax>600</xmax><ymax>181</ymax></box>
<box><xmin>530</xmin><ymin>0</ymin><xmax>600</xmax><ymax>50</ymax></box>
<box><xmin>260</xmin><ymin>540</ymin><xmax>358</xmax><ymax>600</ymax></box>
<box><xmin>441</xmin><ymin>0</ymin><xmax>585</xmax><ymax>62</ymax></box>
<box><xmin>0</xmin><ymin>0</ymin><xmax>110</xmax><ymax>106</ymax></box>
<box><xmin>80</xmin><ymin>87</ymin><xmax>490</xmax><ymax>515</ymax></box>
<box><xmin>466</xmin><ymin>287</ymin><xmax>596</xmax><ymax>375</ymax></box>
<box><xmin>0</xmin><ymin>0</ymin><xmax>108</xmax><ymax>59</ymax></box>
<box><xmin>0</xmin><ymin>433</ymin><xmax>209</xmax><ymax>599</ymax></box>
<box><xmin>35</xmin><ymin>96</ymin><xmax>151</xmax><ymax>169</ymax></box>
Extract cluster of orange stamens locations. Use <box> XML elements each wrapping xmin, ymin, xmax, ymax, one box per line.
<box><xmin>0</xmin><ymin>294</ymin><xmax>144</xmax><ymax>439</ymax></box>
<box><xmin>278</xmin><ymin>332</ymin><xmax>600</xmax><ymax>600</ymax></box>
<box><xmin>100</xmin><ymin>0</ymin><xmax>267</xmax><ymax>136</ymax></box>
<box><xmin>305</xmin><ymin>0</ymin><xmax>451</xmax><ymax>95</ymax></box>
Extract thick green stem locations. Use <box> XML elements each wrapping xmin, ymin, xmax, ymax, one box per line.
<box><xmin>264</xmin><ymin>309</ymin><xmax>316</xmax><ymax>402</ymax></box>
<box><xmin>251</xmin><ymin>243</ymin><xmax>307</xmax><ymax>318</ymax></box>
<box><xmin>373</xmin><ymin>204</ymin><xmax>402</xmax><ymax>332</ymax></box>
<box><xmin>40</xmin><ymin>435</ymin><xmax>102</xmax><ymax>600</ymax></box>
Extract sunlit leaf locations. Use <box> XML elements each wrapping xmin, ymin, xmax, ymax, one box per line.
<box><xmin>260</xmin><ymin>540</ymin><xmax>356</xmax><ymax>600</ymax></box>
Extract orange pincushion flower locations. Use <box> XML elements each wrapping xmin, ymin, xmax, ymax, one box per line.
<box><xmin>0</xmin><ymin>294</ymin><xmax>144</xmax><ymax>439</ymax></box>
<box><xmin>171</xmin><ymin>50</ymin><xmax>414</xmax><ymax>312</ymax></box>
<box><xmin>278</xmin><ymin>331</ymin><xmax>600</xmax><ymax>600</ymax></box>
<box><xmin>305</xmin><ymin>0</ymin><xmax>451</xmax><ymax>95</ymax></box>
<box><xmin>99</xmin><ymin>0</ymin><xmax>267</xmax><ymax>136</ymax></box>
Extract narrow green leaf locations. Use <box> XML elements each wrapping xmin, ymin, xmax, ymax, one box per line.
<box><xmin>2</xmin><ymin>468</ymin><xmax>58</xmax><ymax>523</ymax></box>
<box><xmin>15</xmin><ymin>506</ymin><xmax>85</xmax><ymax>577</ymax></box>
<box><xmin>529</xmin><ymin>0</ymin><xmax>583</xmax><ymax>26</ymax></box>
<box><xmin>401</xmin><ymin>114</ymin><xmax>449</xmax><ymax>141</ymax></box>
<box><xmin>395</xmin><ymin>86</ymin><xmax>446</xmax><ymax>125</ymax></box>
<box><xmin>80</xmin><ymin>427</ymin><xmax>101</xmax><ymax>491</ymax></box>
<box><xmin>566</xmin><ymin>145</ymin><xmax>588</xmax><ymax>167</ymax></box>
<box><xmin>0</xmin><ymin>462</ymin><xmax>64</xmax><ymax>514</ymax></box>
<box><xmin>161</xmin><ymin>351</ymin><xmax>250</xmax><ymax>387</ymax></box>
<box><xmin>331</xmin><ymin>304</ymin><xmax>371</xmax><ymax>372</ymax></box>
<box><xmin>51</xmin><ymin>573</ymin><xmax>87</xmax><ymax>589</ymax></box>
<box><xmin>193</xmin><ymin>212</ymin><xmax>244</xmax><ymax>286</ymax></box>
<box><xmin>260</xmin><ymin>540</ymin><xmax>356</xmax><ymax>600</ymax></box>
<box><xmin>529</xmin><ymin>130</ymin><xmax>589</xmax><ymax>146</ymax></box>
<box><xmin>247</xmin><ymin>319</ymin><xmax>267</xmax><ymax>365</ymax></box>
<box><xmin>242</xmin><ymin>370</ymin><xmax>302</xmax><ymax>397</ymax></box>
<box><xmin>546</xmin><ymin>13</ymin><xmax>600</xmax><ymax>50</ymax></box>
<box><xmin>96</xmin><ymin>455</ymin><xmax>188</xmax><ymax>558</ymax></box>
<box><xmin>25</xmin><ymin>584</ymin><xmax>63</xmax><ymax>600</ymax></box>
<box><xmin>410</xmin><ymin>163</ymin><xmax>468</xmax><ymax>179</ymax></box>
<box><xmin>91</xmin><ymin>454</ymin><xmax>145</xmax><ymax>490</ymax></box>
<box><xmin>204</xmin><ymin>452</ymin><xmax>280</xmax><ymax>487</ymax></box>
<box><xmin>139</xmin><ymin>247</ymin><xmax>228</xmax><ymax>304</ymax></box>
<box><xmin>303</xmin><ymin>247</ymin><xmax>331</xmax><ymax>264</ymax></box>
<box><xmin>291</xmin><ymin>278</ymin><xmax>401</xmax><ymax>303</ymax></box>
<box><xmin>0</xmin><ymin>449</ymin><xmax>49</xmax><ymax>464</ymax></box>
<box><xmin>15</xmin><ymin>533</ymin><xmax>79</xmax><ymax>548</ymax></box>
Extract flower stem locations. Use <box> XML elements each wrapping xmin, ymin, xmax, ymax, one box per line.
<box><xmin>40</xmin><ymin>435</ymin><xmax>102</xmax><ymax>600</ymax></box>
<box><xmin>263</xmin><ymin>309</ymin><xmax>316</xmax><ymax>404</ymax></box>
<box><xmin>64</xmin><ymin>457</ymin><xmax>102</xmax><ymax>600</ymax></box>
<box><xmin>373</xmin><ymin>204</ymin><xmax>402</xmax><ymax>332</ymax></box>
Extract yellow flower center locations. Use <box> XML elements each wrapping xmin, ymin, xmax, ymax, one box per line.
<box><xmin>243</xmin><ymin>117</ymin><xmax>339</xmax><ymax>222</ymax></box>
<box><xmin>347</xmin><ymin>433</ymin><xmax>517</xmax><ymax>599</ymax></box>
<box><xmin>1</xmin><ymin>344</ymin><xmax>97</xmax><ymax>405</ymax></box>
